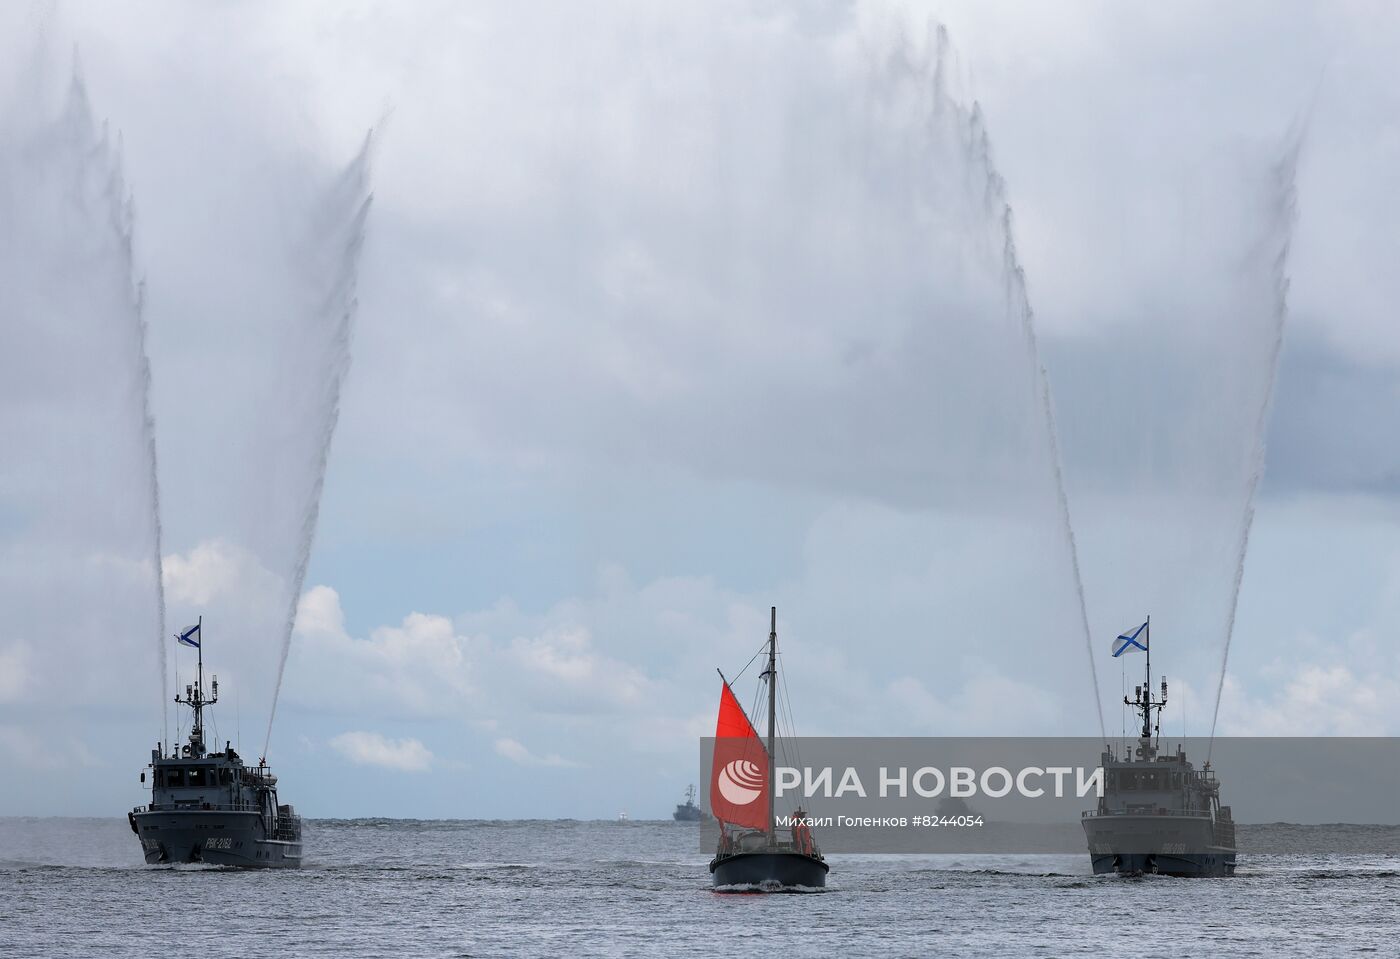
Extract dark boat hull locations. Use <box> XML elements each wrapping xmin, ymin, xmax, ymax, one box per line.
<box><xmin>1090</xmin><ymin>850</ymin><xmax>1235</xmax><ymax>877</ymax></box>
<box><xmin>130</xmin><ymin>809</ymin><xmax>302</xmax><ymax>868</ymax></box>
<box><xmin>710</xmin><ymin>851</ymin><xmax>828</xmax><ymax>890</ymax></box>
<box><xmin>1084</xmin><ymin>814</ymin><xmax>1234</xmax><ymax>878</ymax></box>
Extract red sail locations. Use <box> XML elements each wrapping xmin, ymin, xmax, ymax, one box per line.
<box><xmin>710</xmin><ymin>682</ymin><xmax>770</xmax><ymax>831</ymax></box>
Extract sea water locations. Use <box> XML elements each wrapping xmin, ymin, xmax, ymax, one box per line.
<box><xmin>1</xmin><ymin>818</ymin><xmax>1395</xmax><ymax>957</ymax></box>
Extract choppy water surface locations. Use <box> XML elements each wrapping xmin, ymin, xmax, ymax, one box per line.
<box><xmin>1</xmin><ymin>819</ymin><xmax>1395</xmax><ymax>957</ymax></box>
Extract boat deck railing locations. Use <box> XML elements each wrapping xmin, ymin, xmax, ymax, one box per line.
<box><xmin>1082</xmin><ymin>808</ymin><xmax>1210</xmax><ymax>819</ymax></box>
<box><xmin>716</xmin><ymin>837</ymin><xmax>823</xmax><ymax>859</ymax></box>
<box><xmin>273</xmin><ymin>812</ymin><xmax>302</xmax><ymax>841</ymax></box>
<box><xmin>132</xmin><ymin>801</ymin><xmax>261</xmax><ymax>813</ymax></box>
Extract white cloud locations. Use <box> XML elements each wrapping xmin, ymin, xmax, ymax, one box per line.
<box><xmin>290</xmin><ymin>587</ymin><xmax>476</xmax><ymax>718</ymax></box>
<box><xmin>493</xmin><ymin>737</ymin><xmax>579</xmax><ymax>768</ymax></box>
<box><xmin>1219</xmin><ymin>662</ymin><xmax>1400</xmax><ymax>737</ymax></box>
<box><xmin>505</xmin><ymin>626</ymin><xmax>655</xmax><ymax>713</ymax></box>
<box><xmin>162</xmin><ymin>539</ymin><xmax>282</xmax><ymax>608</ymax></box>
<box><xmin>288</xmin><ymin>585</ymin><xmax>666</xmax><ymax>722</ymax></box>
<box><xmin>295</xmin><ymin>584</ymin><xmax>346</xmax><ymax>635</ymax></box>
<box><xmin>276</xmin><ymin>513</ymin><xmax>1111</xmax><ymax>780</ymax></box>
<box><xmin>329</xmin><ymin>730</ymin><xmax>433</xmax><ymax>772</ymax></box>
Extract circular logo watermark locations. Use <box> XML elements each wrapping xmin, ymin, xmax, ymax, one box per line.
<box><xmin>717</xmin><ymin>759</ymin><xmax>764</xmax><ymax>805</ymax></box>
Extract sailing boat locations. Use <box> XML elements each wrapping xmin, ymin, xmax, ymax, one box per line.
<box><xmin>709</xmin><ymin>607</ymin><xmax>828</xmax><ymax>890</ymax></box>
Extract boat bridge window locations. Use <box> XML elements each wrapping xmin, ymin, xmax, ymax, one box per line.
<box><xmin>162</xmin><ymin>766</ymin><xmax>216</xmax><ymax>788</ymax></box>
<box><xmin>1112</xmin><ymin>769</ymin><xmax>1174</xmax><ymax>791</ymax></box>
<box><xmin>1111</xmin><ymin>771</ymin><xmax>1142</xmax><ymax>791</ymax></box>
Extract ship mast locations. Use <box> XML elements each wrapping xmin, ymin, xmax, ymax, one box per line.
<box><xmin>1125</xmin><ymin>614</ymin><xmax>1167</xmax><ymax>753</ymax></box>
<box><xmin>1144</xmin><ymin>615</ymin><xmax>1150</xmax><ymax>738</ymax></box>
<box><xmin>173</xmin><ymin>616</ymin><xmax>217</xmax><ymax>759</ymax></box>
<box><xmin>766</xmin><ymin>606</ymin><xmax>777</xmax><ymax>843</ymax></box>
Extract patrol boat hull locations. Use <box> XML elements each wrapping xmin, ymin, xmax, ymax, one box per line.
<box><xmin>1083</xmin><ymin>815</ymin><xmax>1235</xmax><ymax>877</ymax></box>
<box><xmin>709</xmin><ymin>851</ymin><xmax>828</xmax><ymax>890</ymax></box>
<box><xmin>1089</xmin><ymin>851</ymin><xmax>1234</xmax><ymax>877</ymax></box>
<box><xmin>673</xmin><ymin>803</ymin><xmax>703</xmax><ymax>822</ymax></box>
<box><xmin>130</xmin><ymin>809</ymin><xmax>302</xmax><ymax>868</ymax></box>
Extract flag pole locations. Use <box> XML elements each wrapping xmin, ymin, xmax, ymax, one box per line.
<box><xmin>196</xmin><ymin>615</ymin><xmax>203</xmax><ymax>702</ymax></box>
<box><xmin>1136</xmin><ymin>616</ymin><xmax>1152</xmax><ymax>741</ymax></box>
<box><xmin>196</xmin><ymin>616</ymin><xmax>204</xmax><ymax>758</ymax></box>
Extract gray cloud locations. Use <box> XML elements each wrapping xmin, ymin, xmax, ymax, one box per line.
<box><xmin>4</xmin><ymin>2</ymin><xmax>1400</xmax><ymax>816</ymax></box>
<box><xmin>1264</xmin><ymin>330</ymin><xmax>1400</xmax><ymax>496</ymax></box>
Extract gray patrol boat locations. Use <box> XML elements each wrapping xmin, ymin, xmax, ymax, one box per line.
<box><xmin>673</xmin><ymin>784</ymin><xmax>706</xmax><ymax>822</ymax></box>
<box><xmin>1082</xmin><ymin>618</ymin><xmax>1236</xmax><ymax>877</ymax></box>
<box><xmin>129</xmin><ymin>618</ymin><xmax>303</xmax><ymax>867</ymax></box>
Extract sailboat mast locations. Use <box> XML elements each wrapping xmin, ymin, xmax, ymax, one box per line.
<box><xmin>767</xmin><ymin>606</ymin><xmax>777</xmax><ymax>841</ymax></box>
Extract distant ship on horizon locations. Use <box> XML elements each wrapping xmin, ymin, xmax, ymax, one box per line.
<box><xmin>128</xmin><ymin>618</ymin><xmax>303</xmax><ymax>867</ymax></box>
<box><xmin>672</xmin><ymin>784</ymin><xmax>707</xmax><ymax>822</ymax></box>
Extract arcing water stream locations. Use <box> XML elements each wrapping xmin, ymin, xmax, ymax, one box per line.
<box><xmin>1206</xmin><ymin>133</ymin><xmax>1304</xmax><ymax>753</ymax></box>
<box><xmin>261</xmin><ymin>137</ymin><xmax>374</xmax><ymax>759</ymax></box>
<box><xmin>0</xmin><ymin>54</ymin><xmax>167</xmax><ymax>739</ymax></box>
<box><xmin>968</xmin><ymin>102</ymin><xmax>1108</xmax><ymax>741</ymax></box>
<box><xmin>1</xmin><ymin>38</ymin><xmax>373</xmax><ymax>763</ymax></box>
<box><xmin>134</xmin><ymin>212</ymin><xmax>169</xmax><ymax>750</ymax></box>
<box><xmin>885</xmin><ymin>24</ymin><xmax>1107</xmax><ymax>735</ymax></box>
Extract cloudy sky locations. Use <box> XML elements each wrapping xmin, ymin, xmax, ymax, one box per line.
<box><xmin>2</xmin><ymin>1</ymin><xmax>1398</xmax><ymax>819</ymax></box>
